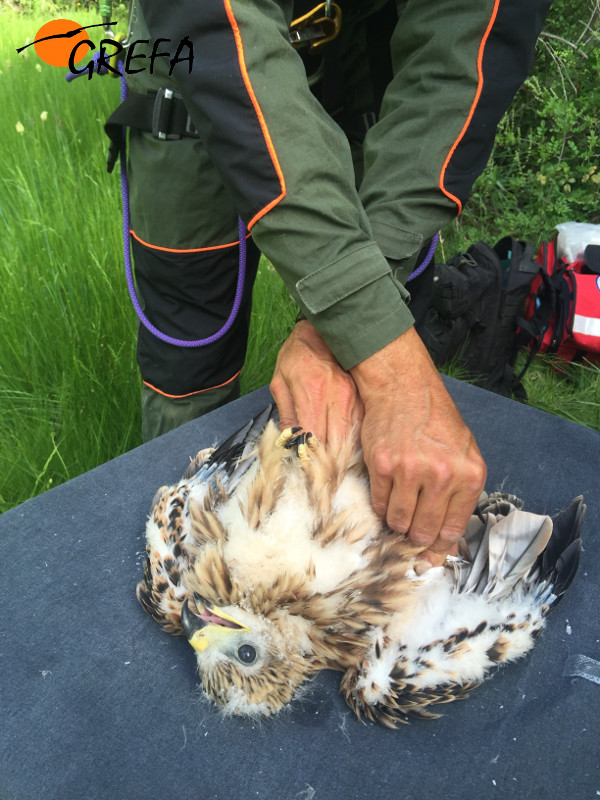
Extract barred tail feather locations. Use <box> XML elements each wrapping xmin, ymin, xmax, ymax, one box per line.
<box><xmin>457</xmin><ymin>493</ymin><xmax>584</xmax><ymax>603</ymax></box>
<box><xmin>530</xmin><ymin>496</ymin><xmax>585</xmax><ymax>608</ymax></box>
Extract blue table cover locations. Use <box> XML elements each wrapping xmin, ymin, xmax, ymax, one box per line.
<box><xmin>1</xmin><ymin>378</ymin><xmax>598</xmax><ymax>800</ymax></box>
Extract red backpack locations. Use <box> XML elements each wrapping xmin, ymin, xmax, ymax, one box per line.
<box><xmin>516</xmin><ymin>239</ymin><xmax>600</xmax><ymax>368</ymax></box>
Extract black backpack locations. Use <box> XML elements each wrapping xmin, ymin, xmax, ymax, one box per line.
<box><xmin>414</xmin><ymin>237</ymin><xmax>539</xmax><ymax>398</ymax></box>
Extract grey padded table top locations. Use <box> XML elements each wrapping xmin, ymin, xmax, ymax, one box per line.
<box><xmin>1</xmin><ymin>378</ymin><xmax>598</xmax><ymax>800</ymax></box>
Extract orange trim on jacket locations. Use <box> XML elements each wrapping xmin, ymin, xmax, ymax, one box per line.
<box><xmin>143</xmin><ymin>368</ymin><xmax>242</xmax><ymax>399</ymax></box>
<box><xmin>438</xmin><ymin>0</ymin><xmax>501</xmax><ymax>214</ymax></box>
<box><xmin>222</xmin><ymin>0</ymin><xmax>287</xmax><ymax>229</ymax></box>
<box><xmin>130</xmin><ymin>228</ymin><xmax>251</xmax><ymax>254</ymax></box>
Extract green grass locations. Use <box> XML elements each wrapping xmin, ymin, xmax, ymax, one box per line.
<box><xmin>0</xmin><ymin>6</ymin><xmax>296</xmax><ymax>512</ymax></box>
<box><xmin>1</xmin><ymin>9</ymin><xmax>133</xmax><ymax>509</ymax></box>
<box><xmin>0</xmin><ymin>4</ymin><xmax>598</xmax><ymax>514</ymax></box>
<box><xmin>513</xmin><ymin>354</ymin><xmax>600</xmax><ymax>431</ymax></box>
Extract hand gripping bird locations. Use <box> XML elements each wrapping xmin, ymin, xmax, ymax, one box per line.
<box><xmin>136</xmin><ymin>406</ymin><xmax>584</xmax><ymax>727</ymax></box>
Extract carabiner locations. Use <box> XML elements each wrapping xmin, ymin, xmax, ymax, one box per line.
<box><xmin>289</xmin><ymin>2</ymin><xmax>342</xmax><ymax>52</ymax></box>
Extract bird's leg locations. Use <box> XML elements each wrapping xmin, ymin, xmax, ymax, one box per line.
<box><xmin>276</xmin><ymin>426</ymin><xmax>318</xmax><ymax>462</ymax></box>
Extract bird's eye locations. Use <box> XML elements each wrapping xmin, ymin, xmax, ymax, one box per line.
<box><xmin>237</xmin><ymin>644</ymin><xmax>257</xmax><ymax>664</ymax></box>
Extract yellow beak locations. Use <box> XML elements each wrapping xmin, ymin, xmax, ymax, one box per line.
<box><xmin>181</xmin><ymin>597</ymin><xmax>250</xmax><ymax>653</ymax></box>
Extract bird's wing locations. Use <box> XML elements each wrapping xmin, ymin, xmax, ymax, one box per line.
<box><xmin>341</xmin><ymin>494</ymin><xmax>585</xmax><ymax>727</ymax></box>
<box><xmin>136</xmin><ymin>405</ymin><xmax>277</xmax><ymax>633</ymax></box>
<box><xmin>340</xmin><ymin>666</ymin><xmax>479</xmax><ymax>728</ymax></box>
<box><xmin>184</xmin><ymin>403</ymin><xmax>277</xmax><ymax>496</ymax></box>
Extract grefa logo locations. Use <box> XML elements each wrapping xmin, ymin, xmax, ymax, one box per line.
<box><xmin>16</xmin><ymin>18</ymin><xmax>193</xmax><ymax>78</ymax></box>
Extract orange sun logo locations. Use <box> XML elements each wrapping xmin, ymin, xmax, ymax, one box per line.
<box><xmin>33</xmin><ymin>19</ymin><xmax>91</xmax><ymax>67</ymax></box>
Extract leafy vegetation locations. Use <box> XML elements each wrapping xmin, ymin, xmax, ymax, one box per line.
<box><xmin>443</xmin><ymin>0</ymin><xmax>600</xmax><ymax>250</ymax></box>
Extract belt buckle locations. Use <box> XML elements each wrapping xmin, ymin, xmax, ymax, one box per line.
<box><xmin>152</xmin><ymin>87</ymin><xmax>181</xmax><ymax>141</ymax></box>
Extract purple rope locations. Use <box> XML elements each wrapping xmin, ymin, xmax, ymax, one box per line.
<box><xmin>407</xmin><ymin>232</ymin><xmax>439</xmax><ymax>281</ymax></box>
<box><xmin>118</xmin><ymin>71</ymin><xmax>246</xmax><ymax>348</ymax></box>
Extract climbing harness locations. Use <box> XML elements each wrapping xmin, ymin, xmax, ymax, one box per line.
<box><xmin>104</xmin><ymin>89</ymin><xmax>200</xmax><ymax>172</ymax></box>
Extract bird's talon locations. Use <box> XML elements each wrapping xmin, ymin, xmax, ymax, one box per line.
<box><xmin>275</xmin><ymin>426</ymin><xmax>302</xmax><ymax>449</ymax></box>
<box><xmin>284</xmin><ymin>433</ymin><xmax>304</xmax><ymax>451</ymax></box>
<box><xmin>277</xmin><ymin>428</ymin><xmax>317</xmax><ymax>462</ymax></box>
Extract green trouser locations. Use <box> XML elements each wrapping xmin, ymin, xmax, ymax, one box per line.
<box><xmin>126</xmin><ymin>3</ymin><xmax>261</xmax><ymax>440</ymax></box>
<box><xmin>140</xmin><ymin>378</ymin><xmax>241</xmax><ymax>443</ymax></box>
<box><xmin>125</xmin><ymin>0</ymin><xmax>550</xmax><ymax>439</ymax></box>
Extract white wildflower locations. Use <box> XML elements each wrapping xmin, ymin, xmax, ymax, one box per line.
<box><xmin>15</xmin><ymin>121</ymin><xmax>24</xmax><ymax>134</ymax></box>
<box><xmin>40</xmin><ymin>111</ymin><xmax>48</xmax><ymax>122</ymax></box>
<box><xmin>36</xmin><ymin>63</ymin><xmax>42</xmax><ymax>73</ymax></box>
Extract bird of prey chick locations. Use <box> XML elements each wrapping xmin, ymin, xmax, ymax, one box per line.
<box><xmin>137</xmin><ymin>406</ymin><xmax>584</xmax><ymax>727</ymax></box>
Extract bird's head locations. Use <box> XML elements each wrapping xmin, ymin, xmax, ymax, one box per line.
<box><xmin>181</xmin><ymin>593</ymin><xmax>317</xmax><ymax>717</ymax></box>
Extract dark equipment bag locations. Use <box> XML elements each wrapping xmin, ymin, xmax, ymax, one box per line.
<box><xmin>415</xmin><ymin>237</ymin><xmax>539</xmax><ymax>398</ymax></box>
<box><xmin>416</xmin><ymin>236</ymin><xmax>600</xmax><ymax>400</ymax></box>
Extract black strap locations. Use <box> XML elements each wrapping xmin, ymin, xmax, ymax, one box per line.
<box><xmin>319</xmin><ymin>32</ymin><xmax>345</xmax><ymax>117</ymax></box>
<box><xmin>508</xmin><ymin>268</ymin><xmax>571</xmax><ymax>388</ymax></box>
<box><xmin>564</xmin><ymin>271</ymin><xmax>577</xmax><ymax>339</ymax></box>
<box><xmin>489</xmin><ymin>266</ymin><xmax>554</xmax><ymax>396</ymax></box>
<box><xmin>104</xmin><ymin>88</ymin><xmax>199</xmax><ymax>173</ymax></box>
<box><xmin>549</xmin><ymin>269</ymin><xmax>572</xmax><ymax>351</ymax></box>
<box><xmin>364</xmin><ymin>0</ymin><xmax>397</xmax><ymax>116</ymax></box>
<box><xmin>486</xmin><ymin>361</ymin><xmax>528</xmax><ymax>401</ymax></box>
<box><xmin>303</xmin><ymin>0</ymin><xmax>397</xmax><ymax>141</ymax></box>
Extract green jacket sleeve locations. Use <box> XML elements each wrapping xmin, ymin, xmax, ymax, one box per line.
<box><xmin>139</xmin><ymin>0</ymin><xmax>414</xmax><ymax>369</ymax></box>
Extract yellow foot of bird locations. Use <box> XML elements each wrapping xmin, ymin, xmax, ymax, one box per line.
<box><xmin>275</xmin><ymin>426</ymin><xmax>318</xmax><ymax>461</ymax></box>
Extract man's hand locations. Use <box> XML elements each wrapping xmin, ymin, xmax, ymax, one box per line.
<box><xmin>270</xmin><ymin>320</ymin><xmax>363</xmax><ymax>445</ymax></box>
<box><xmin>350</xmin><ymin>326</ymin><xmax>487</xmax><ymax>568</ymax></box>
<box><xmin>270</xmin><ymin>321</ymin><xmax>486</xmax><ymax>570</ymax></box>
